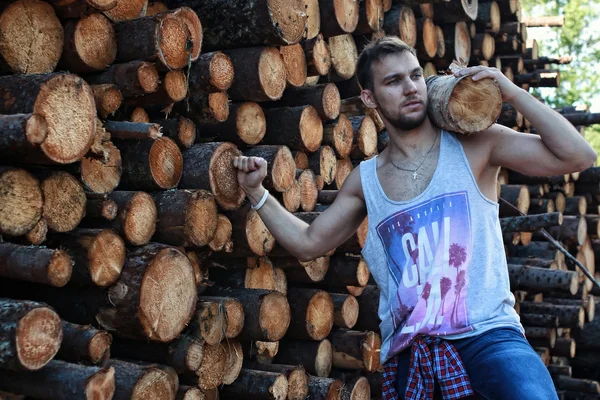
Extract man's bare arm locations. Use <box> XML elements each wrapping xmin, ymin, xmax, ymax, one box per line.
<box><xmin>233</xmin><ymin>156</ymin><xmax>367</xmax><ymax>261</ymax></box>
<box><xmin>455</xmin><ymin>66</ymin><xmax>597</xmax><ymax>175</ymax></box>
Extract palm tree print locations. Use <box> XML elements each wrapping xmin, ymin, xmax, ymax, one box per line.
<box><xmin>435</xmin><ymin>277</ymin><xmax>452</xmax><ymax>329</ymax></box>
<box><xmin>421</xmin><ymin>282</ymin><xmax>431</xmax><ymax>308</ymax></box>
<box><xmin>448</xmin><ymin>243</ymin><xmax>467</xmax><ymax>329</ymax></box>
<box><xmin>451</xmin><ymin>270</ymin><xmax>467</xmax><ymax>328</ymax></box>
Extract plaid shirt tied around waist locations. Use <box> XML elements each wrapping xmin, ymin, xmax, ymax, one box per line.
<box><xmin>382</xmin><ymin>336</ymin><xmax>475</xmax><ymax>400</ymax></box>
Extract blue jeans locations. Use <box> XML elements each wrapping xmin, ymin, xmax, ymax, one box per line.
<box><xmin>395</xmin><ymin>327</ymin><xmax>559</xmax><ymax>399</ymax></box>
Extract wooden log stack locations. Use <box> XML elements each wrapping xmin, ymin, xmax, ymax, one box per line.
<box><xmin>0</xmin><ymin>0</ymin><xmax>599</xmax><ymax>399</ymax></box>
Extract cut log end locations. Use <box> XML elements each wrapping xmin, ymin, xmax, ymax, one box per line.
<box><xmin>42</xmin><ymin>171</ymin><xmax>86</xmax><ymax>232</ymax></box>
<box><xmin>282</xmin><ymin>180</ymin><xmax>301</xmax><ymax>212</ymax></box>
<box><xmin>85</xmin><ymin>366</ymin><xmax>116</xmax><ymax>400</ymax></box>
<box><xmin>341</xmin><ymin>295</ymin><xmax>359</xmax><ymax>329</ymax></box>
<box><xmin>47</xmin><ymin>249</ymin><xmax>72</xmax><ymax>287</ymax></box>
<box><xmin>164</xmin><ymin>69</ymin><xmax>188</xmax><ymax>103</ymax></box>
<box><xmin>137</xmin><ymin>62</ymin><xmax>160</xmax><ymax>94</ymax></box>
<box><xmin>260</xmin><ymin>292</ymin><xmax>291</xmax><ymax>341</ymax></box>
<box><xmin>318</xmin><ymin>146</ymin><xmax>337</xmax><ymax>185</ymax></box>
<box><xmin>209</xmin><ymin>143</ymin><xmax>245</xmax><ymax>210</ymax></box>
<box><xmin>357</xmin><ymin>258</ymin><xmax>370</xmax><ymax>286</ymax></box>
<box><xmin>73</xmin><ymin>13</ymin><xmax>117</xmax><ymax>71</ymax></box>
<box><xmin>103</xmin><ymin>0</ymin><xmax>147</xmax><ymax>22</ymax></box>
<box><xmin>0</xmin><ymin>168</ymin><xmax>43</xmax><ymax>236</ymax></box>
<box><xmin>185</xmin><ymin>190</ymin><xmax>218</xmax><ymax>247</ymax></box>
<box><xmin>225</xmin><ymin>298</ymin><xmax>245</xmax><ymax>338</ymax></box>
<box><xmin>92</xmin><ymin>85</ymin><xmax>123</xmax><ymax>118</ymax></box>
<box><xmin>81</xmin><ymin>141</ymin><xmax>122</xmax><ymax>194</ymax></box>
<box><xmin>305</xmin><ymin>0</ymin><xmax>320</xmax><ymax>39</ymax></box>
<box><xmin>301</xmin><ymin>256</ymin><xmax>330</xmax><ymax>282</ymax></box>
<box><xmin>328</xmin><ymin>34</ymin><xmax>358</xmax><ymax>80</ymax></box>
<box><xmin>246</xmin><ymin>207</ymin><xmax>276</xmax><ymax>256</ymax></box>
<box><xmin>280</xmin><ymin>43</ymin><xmax>308</xmax><ymax>88</ymax></box>
<box><xmin>16</xmin><ymin>306</ymin><xmax>62</xmax><ymax>371</ymax></box>
<box><xmin>25</xmin><ymin>217</ymin><xmax>47</xmax><ymax>245</ymax></box>
<box><xmin>309</xmin><ymin>34</ymin><xmax>331</xmax><ymax>76</ymax></box>
<box><xmin>322</xmin><ymin>83</ymin><xmax>341</xmax><ymax>120</ymax></box>
<box><xmin>198</xmin><ymin>342</ymin><xmax>226</xmax><ymax>390</ymax></box>
<box><xmin>130</xmin><ymin>367</ymin><xmax>175</xmax><ymax>400</ymax></box>
<box><xmin>146</xmin><ymin>2</ymin><xmax>168</xmax><ymax>15</ymax></box>
<box><xmin>157</xmin><ymin>14</ymin><xmax>191</xmax><ymax>70</ymax></box>
<box><xmin>37</xmin><ymin>74</ymin><xmax>97</xmax><ymax>164</ymax></box>
<box><xmin>259</xmin><ymin>47</ymin><xmax>288</xmax><ymax>100</ymax></box>
<box><xmin>448</xmin><ymin>76</ymin><xmax>502</xmax><ymax>132</ymax></box>
<box><xmin>222</xmin><ymin>340</ymin><xmax>244</xmax><ymax>385</ymax></box>
<box><xmin>25</xmin><ymin>114</ymin><xmax>48</xmax><ymax>145</ymax></box>
<box><xmin>236</xmin><ymin>102</ymin><xmax>267</xmax><ymax>145</ymax></box>
<box><xmin>0</xmin><ymin>0</ymin><xmax>63</xmax><ymax>74</ymax></box>
<box><xmin>209</xmin><ymin>214</ymin><xmax>233</xmax><ymax>252</ymax></box>
<box><xmin>149</xmin><ymin>137</ymin><xmax>183</xmax><ymax>189</ymax></box>
<box><xmin>271</xmin><ymin>146</ymin><xmax>296</xmax><ymax>192</ymax></box>
<box><xmin>172</xmin><ymin>7</ymin><xmax>203</xmax><ymax>61</ymax></box>
<box><xmin>306</xmin><ymin>290</ymin><xmax>335</xmax><ymax>340</ymax></box>
<box><xmin>88</xmin><ymin>331</ymin><xmax>112</xmax><ymax>363</ymax></box>
<box><xmin>209</xmin><ymin>52</ymin><xmax>235</xmax><ymax>91</ymax></box>
<box><xmin>316</xmin><ymin>339</ymin><xmax>333</xmax><ymax>377</ymax></box>
<box><xmin>139</xmin><ymin>247</ymin><xmax>197</xmax><ymax>342</ymax></box>
<box><xmin>330</xmin><ymin>114</ymin><xmax>353</xmax><ymax>159</ymax></box>
<box><xmin>272</xmin><ymin>374</ymin><xmax>289</xmax><ymax>400</ymax></box>
<box><xmin>363</xmin><ymin>332</ymin><xmax>382</xmax><ymax>372</ymax></box>
<box><xmin>122</xmin><ymin>191</ymin><xmax>157</xmax><ymax>246</ymax></box>
<box><xmin>269</xmin><ymin>0</ymin><xmax>307</xmax><ymax>45</ymax></box>
<box><xmin>298</xmin><ymin>170</ymin><xmax>318</xmax><ymax>212</ymax></box>
<box><xmin>299</xmin><ymin>106</ymin><xmax>323</xmax><ymax>152</ymax></box>
<box><xmin>89</xmin><ymin>229</ymin><xmax>126</xmax><ymax>287</ymax></box>
<box><xmin>288</xmin><ymin>367</ymin><xmax>309</xmax><ymax>400</ymax></box>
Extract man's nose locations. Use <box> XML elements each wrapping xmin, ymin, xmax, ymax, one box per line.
<box><xmin>404</xmin><ymin>79</ymin><xmax>418</xmax><ymax>95</ymax></box>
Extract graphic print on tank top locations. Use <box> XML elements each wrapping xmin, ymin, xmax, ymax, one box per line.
<box><xmin>376</xmin><ymin>191</ymin><xmax>475</xmax><ymax>356</ymax></box>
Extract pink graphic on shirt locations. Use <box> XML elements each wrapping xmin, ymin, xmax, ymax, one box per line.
<box><xmin>376</xmin><ymin>192</ymin><xmax>475</xmax><ymax>356</ymax></box>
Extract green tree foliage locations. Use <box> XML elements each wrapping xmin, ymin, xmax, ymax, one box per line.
<box><xmin>520</xmin><ymin>0</ymin><xmax>600</xmax><ymax>161</ymax></box>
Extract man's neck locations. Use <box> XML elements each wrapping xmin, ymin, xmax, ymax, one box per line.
<box><xmin>384</xmin><ymin>118</ymin><xmax>439</xmax><ymax>162</ymax></box>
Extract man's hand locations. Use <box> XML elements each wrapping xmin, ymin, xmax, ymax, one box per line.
<box><xmin>454</xmin><ymin>66</ymin><xmax>523</xmax><ymax>103</ymax></box>
<box><xmin>233</xmin><ymin>156</ymin><xmax>268</xmax><ymax>202</ymax></box>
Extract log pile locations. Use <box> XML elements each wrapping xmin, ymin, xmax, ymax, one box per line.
<box><xmin>0</xmin><ymin>0</ymin><xmax>599</xmax><ymax>399</ymax></box>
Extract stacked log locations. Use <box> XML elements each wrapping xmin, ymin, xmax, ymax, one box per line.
<box><xmin>0</xmin><ymin>0</ymin><xmax>599</xmax><ymax>399</ymax></box>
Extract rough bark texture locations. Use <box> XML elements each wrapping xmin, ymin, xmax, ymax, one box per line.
<box><xmin>508</xmin><ymin>264</ymin><xmax>578</xmax><ymax>294</ymax></box>
<box><xmin>500</xmin><ymin>213</ymin><xmax>563</xmax><ymax>232</ymax></box>
<box><xmin>383</xmin><ymin>5</ymin><xmax>417</xmax><ymax>48</ymax></box>
<box><xmin>268</xmin><ymin>84</ymin><xmax>340</xmax><ymax>121</ymax></box>
<box><xmin>110</xmin><ymin>359</ymin><xmax>176</xmax><ymax>400</ymax></box>
<box><xmin>323</xmin><ymin>114</ymin><xmax>354</xmax><ymax>158</ymax></box>
<box><xmin>285</xmin><ymin>288</ymin><xmax>334</xmax><ymax>341</ymax></box>
<box><xmin>219</xmin><ymin>369</ymin><xmax>288</xmax><ymax>400</ymax></box>
<box><xmin>79</xmin><ymin>141</ymin><xmax>122</xmax><ymax>194</ymax></box>
<box><xmin>519</xmin><ymin>302</ymin><xmax>585</xmax><ymax>329</ymax></box>
<box><xmin>164</xmin><ymin>0</ymin><xmax>307</xmax><ymax>50</ymax></box>
<box><xmin>330</xmin><ymin>329</ymin><xmax>381</xmax><ymax>372</ymax></box>
<box><xmin>224</xmin><ymin>205</ymin><xmax>276</xmax><ymax>257</ymax></box>
<box><xmin>308</xmin><ymin>146</ymin><xmax>338</xmax><ymax>185</ymax></box>
<box><xmin>306</xmin><ymin>376</ymin><xmax>343</xmax><ymax>400</ymax></box>
<box><xmin>193</xmin><ymin>102</ymin><xmax>266</xmax><ymax>146</ymax></box>
<box><xmin>0</xmin><ymin>298</ymin><xmax>62</xmax><ymax>372</ymax></box>
<box><xmin>0</xmin><ymin>114</ymin><xmax>49</xmax><ymax>164</ymax></box>
<box><xmin>332</xmin><ymin>293</ymin><xmax>359</xmax><ymax>329</ymax></box>
<box><xmin>153</xmin><ymin>117</ymin><xmax>196</xmax><ymax>150</ymax></box>
<box><xmin>189</xmin><ymin>51</ymin><xmax>235</xmax><ymax>93</ymax></box>
<box><xmin>245</xmin><ymin>146</ymin><xmax>296</xmax><ymax>193</ymax></box>
<box><xmin>0</xmin><ymin>360</ymin><xmax>115</xmax><ymax>400</ymax></box>
<box><xmin>180</xmin><ymin>143</ymin><xmax>245</xmax><ymax>210</ymax></box>
<box><xmin>275</xmin><ymin>339</ymin><xmax>333</xmax><ymax>377</ymax></box>
<box><xmin>303</xmin><ymin>34</ymin><xmax>331</xmax><ymax>76</ymax></box>
<box><xmin>86</xmin><ymin>61</ymin><xmax>159</xmax><ymax>97</ymax></box>
<box><xmin>57</xmin><ymin>321</ymin><xmax>112</xmax><ymax>364</ymax></box>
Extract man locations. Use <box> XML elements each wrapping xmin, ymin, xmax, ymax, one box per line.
<box><xmin>232</xmin><ymin>36</ymin><xmax>597</xmax><ymax>399</ymax></box>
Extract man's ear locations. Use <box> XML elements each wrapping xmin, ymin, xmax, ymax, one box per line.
<box><xmin>360</xmin><ymin>89</ymin><xmax>378</xmax><ymax>109</ymax></box>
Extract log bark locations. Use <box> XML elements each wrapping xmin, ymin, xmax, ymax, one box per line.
<box><xmin>309</xmin><ymin>146</ymin><xmax>338</xmax><ymax>185</ymax></box>
<box><xmin>46</xmin><ymin>228</ymin><xmax>125</xmax><ymax>288</ymax></box>
<box><xmin>519</xmin><ymin>302</ymin><xmax>585</xmax><ymax>329</ymax></box>
<box><xmin>223</xmin><ymin>47</ymin><xmax>287</xmax><ymax>102</ymax></box>
<box><xmin>0</xmin><ymin>73</ymin><xmax>96</xmax><ymax>164</ymax></box>
<box><xmin>0</xmin><ymin>168</ymin><xmax>43</xmax><ymax>236</ymax></box>
<box><xmin>500</xmin><ymin>184</ymin><xmax>530</xmax><ymax>216</ymax></box>
<box><xmin>508</xmin><ymin>264</ymin><xmax>578</xmax><ymax>294</ymax></box>
<box><xmin>426</xmin><ymin>71</ymin><xmax>501</xmax><ymax>134</ymax></box>
<box><xmin>323</xmin><ymin>114</ymin><xmax>354</xmax><ymax>158</ymax></box>
<box><xmin>433</xmin><ymin>22</ymin><xmax>470</xmax><ymax>68</ymax></box>
<box><xmin>498</xmin><ymin>102</ymin><xmax>523</xmax><ymax>128</ymax></box>
<box><xmin>86</xmin><ymin>61</ymin><xmax>159</xmax><ymax>97</ymax></box>
<box><xmin>515</xmin><ymin>71</ymin><xmax>561</xmax><ymax>88</ymax></box>
<box><xmin>114</xmin><ymin>11</ymin><xmax>192</xmax><ymax>70</ymax></box>
<box><xmin>105</xmin><ymin>121</ymin><xmax>162</xmax><ymax>140</ymax></box>
<box><xmin>164</xmin><ymin>0</ymin><xmax>306</xmax><ymax>50</ymax></box>
<box><xmin>520</xmin><ymin>313</ymin><xmax>559</xmax><ymax>328</ymax></box>
<box><xmin>499</xmin><ymin>55</ymin><xmax>525</xmax><ymax>75</ymax></box>
<box><xmin>57</xmin><ymin>321</ymin><xmax>111</xmax><ymax>364</ymax></box>
<box><xmin>476</xmin><ymin>1</ymin><xmax>501</xmax><ymax>33</ymax></box>
<box><xmin>262</xmin><ymin>105</ymin><xmax>323</xmax><ymax>152</ymax></box>
<box><xmin>275</xmin><ymin>339</ymin><xmax>332</xmax><ymax>377</ymax></box>
<box><xmin>241</xmin><ymin>363</ymin><xmax>308</xmax><ymax>400</ymax></box>
<box><xmin>152</xmin><ymin>189</ymin><xmax>218</xmax><ymax>248</ymax></box>
<box><xmin>59</xmin><ymin>13</ymin><xmax>117</xmax><ymax>74</ymax></box>
<box><xmin>180</xmin><ymin>143</ymin><xmax>245</xmax><ymax>210</ymax></box>
<box><xmin>189</xmin><ymin>51</ymin><xmax>235</xmax><ymax>93</ymax></box>
<box><xmin>267</xmin><ymin>84</ymin><xmax>341</xmax><ymax>121</ymax></box>
<box><xmin>269</xmin><ymin>255</ymin><xmax>330</xmax><ymax>283</ymax></box>
<box><xmin>125</xmin><ymin>69</ymin><xmax>188</xmax><ymax>107</ymax></box>
<box><xmin>245</xmin><ymin>146</ymin><xmax>296</xmax><ymax>192</ymax></box>
<box><xmin>552</xmin><ymin>338</ymin><xmax>577</xmax><ymax>359</ymax></box>
<box><xmin>332</xmin><ymin>293</ymin><xmax>359</xmax><ymax>329</ymax></box>
<box><xmin>38</xmin><ymin>171</ymin><xmax>86</xmax><ymax>233</ymax></box>
<box><xmin>304</xmin><ymin>0</ymin><xmax>320</xmax><ymax>39</ymax></box>
<box><xmin>525</xmin><ymin>326</ymin><xmax>557</xmax><ymax>348</ymax></box>
<box><xmin>285</xmin><ymin>288</ymin><xmax>334</xmax><ymax>341</ymax></box>
<box><xmin>189</xmin><ymin>296</ymin><xmax>245</xmax><ymax>345</ymax></box>
<box><xmin>535</xmin><ymin>216</ymin><xmax>587</xmax><ymax>247</ymax></box>
<box><xmin>500</xmin><ymin>213</ymin><xmax>563</xmax><ymax>232</ymax></box>
<box><xmin>96</xmin><ymin>243</ymin><xmax>197</xmax><ymax>342</ymax></box>
<box><xmin>117</xmin><ymin>137</ymin><xmax>183</xmax><ymax>190</ymax></box>
<box><xmin>471</xmin><ymin>33</ymin><xmax>495</xmax><ymax>61</ymax></box>
<box><xmin>330</xmin><ymin>329</ymin><xmax>381</xmax><ymax>372</ymax></box>
<box><xmin>0</xmin><ymin>114</ymin><xmax>50</xmax><ymax>164</ymax></box>
<box><xmin>223</xmin><ymin>205</ymin><xmax>275</xmax><ymax>257</ymax></box>
<box><xmin>204</xmin><ymin>287</ymin><xmax>290</xmax><ymax>342</ymax></box>
<box><xmin>564</xmin><ymin>196</ymin><xmax>587</xmax><ymax>216</ymax></box>
<box><xmin>507</xmin><ymin>257</ymin><xmax>557</xmax><ymax>270</ymax></box>
<box><xmin>349</xmin><ymin>116</ymin><xmax>378</xmax><ymax>158</ymax></box>
<box><xmin>319</xmin><ymin>0</ymin><xmax>360</xmax><ymax>38</ymax></box>
<box><xmin>303</xmin><ymin>34</ymin><xmax>331</xmax><ymax>76</ymax></box>
<box><xmin>416</xmin><ymin>18</ymin><xmax>438</xmax><ymax>60</ymax></box>
<box><xmin>110</xmin><ymin>334</ymin><xmax>203</xmax><ymax>375</ymax></box>
<box><xmin>219</xmin><ymin>369</ymin><xmax>288</xmax><ymax>400</ymax></box>
<box><xmin>354</xmin><ymin>285</ymin><xmax>381</xmax><ymax>331</ymax></box>
<box><xmin>111</xmin><ymin>359</ymin><xmax>177</xmax><ymax>400</ymax></box>
<box><xmin>0</xmin><ymin>0</ymin><xmax>63</xmax><ymax>75</ymax></box>
<box><xmin>0</xmin><ymin>298</ymin><xmax>62</xmax><ymax>371</ymax></box>
<box><xmin>153</xmin><ymin>117</ymin><xmax>196</xmax><ymax>150</ymax></box>
<box><xmin>340</xmin><ymin>376</ymin><xmax>370</xmax><ymax>400</ymax></box>
<box><xmin>193</xmin><ymin>101</ymin><xmax>265</xmax><ymax>145</ymax></box>
<box><xmin>0</xmin><ymin>360</ymin><xmax>115</xmax><ymax>400</ymax></box>
<box><xmin>562</xmin><ymin>113</ymin><xmax>600</xmax><ymax>127</ymax></box>
<box><xmin>355</xmin><ymin>0</ymin><xmax>384</xmax><ymax>35</ymax></box>
<box><xmin>306</xmin><ymin>376</ymin><xmax>343</xmax><ymax>400</ymax></box>
<box><xmin>25</xmin><ymin>217</ymin><xmax>48</xmax><ymax>245</ymax></box>
<box><xmin>383</xmin><ymin>5</ymin><xmax>417</xmax><ymax>48</ymax></box>
<box><xmin>432</xmin><ymin>0</ymin><xmax>478</xmax><ymax>22</ymax></box>
<box><xmin>86</xmin><ymin>191</ymin><xmax>156</xmax><ymax>246</ymax></box>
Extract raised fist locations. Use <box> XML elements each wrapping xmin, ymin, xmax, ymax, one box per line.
<box><xmin>232</xmin><ymin>156</ymin><xmax>268</xmax><ymax>193</ymax></box>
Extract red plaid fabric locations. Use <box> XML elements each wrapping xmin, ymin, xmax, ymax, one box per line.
<box><xmin>382</xmin><ymin>336</ymin><xmax>474</xmax><ymax>400</ymax></box>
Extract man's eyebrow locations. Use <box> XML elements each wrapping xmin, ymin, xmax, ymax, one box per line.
<box><xmin>412</xmin><ymin>67</ymin><xmax>424</xmax><ymax>74</ymax></box>
<box><xmin>382</xmin><ymin>68</ymin><xmax>423</xmax><ymax>82</ymax></box>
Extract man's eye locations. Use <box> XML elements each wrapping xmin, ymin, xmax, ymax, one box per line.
<box><xmin>412</xmin><ymin>74</ymin><xmax>422</xmax><ymax>79</ymax></box>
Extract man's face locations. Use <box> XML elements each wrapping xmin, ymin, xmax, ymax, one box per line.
<box><xmin>367</xmin><ymin>52</ymin><xmax>428</xmax><ymax>130</ymax></box>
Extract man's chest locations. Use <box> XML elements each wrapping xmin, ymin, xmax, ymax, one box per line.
<box><xmin>377</xmin><ymin>154</ymin><xmax>439</xmax><ymax>202</ymax></box>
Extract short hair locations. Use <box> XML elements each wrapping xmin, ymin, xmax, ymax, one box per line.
<box><xmin>356</xmin><ymin>36</ymin><xmax>417</xmax><ymax>92</ymax></box>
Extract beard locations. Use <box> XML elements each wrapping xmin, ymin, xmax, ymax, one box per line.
<box><xmin>380</xmin><ymin>106</ymin><xmax>427</xmax><ymax>131</ymax></box>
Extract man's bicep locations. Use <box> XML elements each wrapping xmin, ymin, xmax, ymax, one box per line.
<box><xmin>488</xmin><ymin>124</ymin><xmax>568</xmax><ymax>176</ymax></box>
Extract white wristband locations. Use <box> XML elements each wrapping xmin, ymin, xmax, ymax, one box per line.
<box><xmin>251</xmin><ymin>189</ymin><xmax>269</xmax><ymax>211</ymax></box>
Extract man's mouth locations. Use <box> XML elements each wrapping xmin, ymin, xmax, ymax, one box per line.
<box><xmin>403</xmin><ymin>100</ymin><xmax>422</xmax><ymax>109</ymax></box>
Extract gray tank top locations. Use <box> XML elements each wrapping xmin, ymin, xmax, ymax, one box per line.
<box><xmin>359</xmin><ymin>130</ymin><xmax>523</xmax><ymax>364</ymax></box>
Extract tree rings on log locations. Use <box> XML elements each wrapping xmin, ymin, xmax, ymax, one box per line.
<box><xmin>91</xmin><ymin>85</ymin><xmax>123</xmax><ymax>118</ymax></box>
<box><xmin>87</xmin><ymin>61</ymin><xmax>159</xmax><ymax>98</ymax></box>
<box><xmin>383</xmin><ymin>5</ymin><xmax>417</xmax><ymax>48</ymax></box>
<box><xmin>111</xmin><ymin>359</ymin><xmax>176</xmax><ymax>400</ymax></box>
<box><xmin>0</xmin><ymin>168</ymin><xmax>43</xmax><ymax>237</ymax></box>
<box><xmin>309</xmin><ymin>146</ymin><xmax>338</xmax><ymax>185</ymax></box>
<box><xmin>41</xmin><ymin>171</ymin><xmax>86</xmax><ymax>233</ymax></box>
<box><xmin>305</xmin><ymin>0</ymin><xmax>320</xmax><ymax>39</ymax></box>
<box><xmin>99</xmin><ymin>244</ymin><xmax>197</xmax><ymax>342</ymax></box>
<box><xmin>209</xmin><ymin>214</ymin><xmax>233</xmax><ymax>252</ymax></box>
<box><xmin>60</xmin><ymin>13</ymin><xmax>117</xmax><ymax>73</ymax></box>
<box><xmin>105</xmin><ymin>191</ymin><xmax>157</xmax><ymax>246</ymax></box>
<box><xmin>103</xmin><ymin>0</ymin><xmax>148</xmax><ymax>22</ymax></box>
<box><xmin>304</xmin><ymin>34</ymin><xmax>331</xmax><ymax>76</ymax></box>
<box><xmin>245</xmin><ymin>146</ymin><xmax>296</xmax><ymax>193</ymax></box>
<box><xmin>328</xmin><ymin>34</ymin><xmax>358</xmax><ymax>81</ymax></box>
<box><xmin>0</xmin><ymin>298</ymin><xmax>62</xmax><ymax>372</ymax></box>
<box><xmin>286</xmin><ymin>288</ymin><xmax>334</xmax><ymax>341</ymax></box>
<box><xmin>189</xmin><ymin>51</ymin><xmax>235</xmax><ymax>93</ymax></box>
<box><xmin>320</xmin><ymin>0</ymin><xmax>360</xmax><ymax>37</ymax></box>
<box><xmin>280</xmin><ymin>43</ymin><xmax>308</xmax><ymax>88</ymax></box>
<box><xmin>416</xmin><ymin>18</ymin><xmax>437</xmax><ymax>60</ymax></box>
<box><xmin>0</xmin><ymin>73</ymin><xmax>96</xmax><ymax>164</ymax></box>
<box><xmin>323</xmin><ymin>114</ymin><xmax>353</xmax><ymax>158</ymax></box>
<box><xmin>349</xmin><ymin>116</ymin><xmax>378</xmax><ymax>158</ymax></box>
<box><xmin>425</xmin><ymin>72</ymin><xmax>502</xmax><ymax>134</ymax></box>
<box><xmin>0</xmin><ymin>0</ymin><xmax>63</xmax><ymax>75</ymax></box>
<box><xmin>222</xmin><ymin>340</ymin><xmax>244</xmax><ymax>385</ymax></box>
<box><xmin>169</xmin><ymin>7</ymin><xmax>203</xmax><ymax>61</ymax></box>
<box><xmin>263</xmin><ymin>105</ymin><xmax>323</xmax><ymax>152</ymax></box>
<box><xmin>180</xmin><ymin>143</ymin><xmax>245</xmax><ymax>211</ymax></box>
<box><xmin>57</xmin><ymin>321</ymin><xmax>112</xmax><ymax>364</ymax></box>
